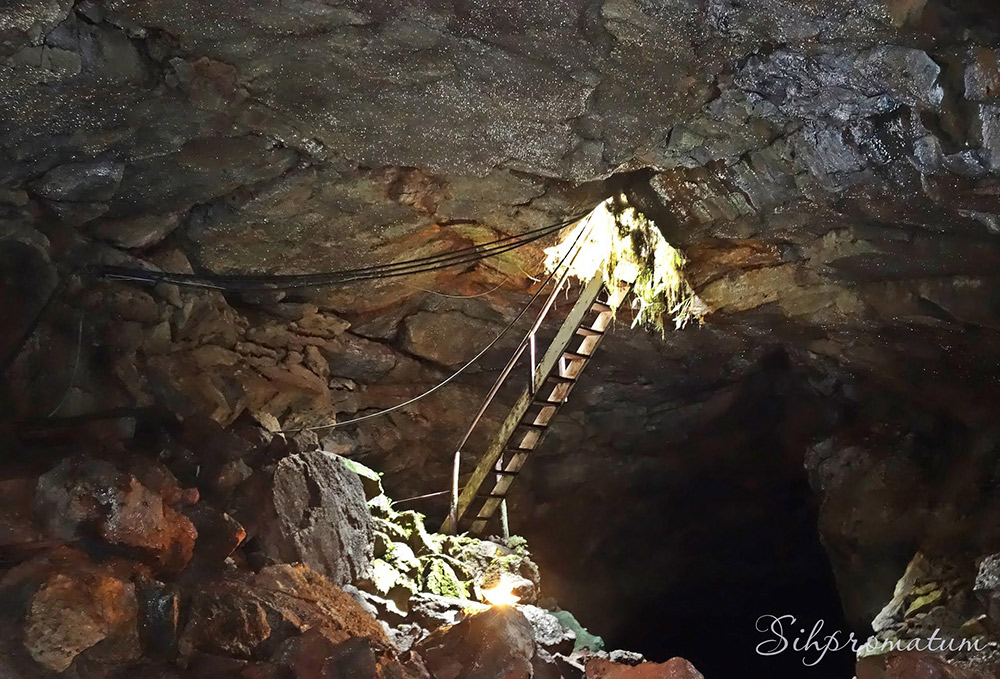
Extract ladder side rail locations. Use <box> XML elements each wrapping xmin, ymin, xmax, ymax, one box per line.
<box><xmin>442</xmin><ymin>271</ymin><xmax>607</xmax><ymax>532</ymax></box>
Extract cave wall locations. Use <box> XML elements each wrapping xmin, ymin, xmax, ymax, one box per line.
<box><xmin>4</xmin><ymin>1</ymin><xmax>1000</xmax><ymax>673</ymax></box>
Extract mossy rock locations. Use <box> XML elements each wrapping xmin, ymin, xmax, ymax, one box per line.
<box><xmin>422</xmin><ymin>558</ymin><xmax>469</xmax><ymax>599</ymax></box>
<box><xmin>339</xmin><ymin>458</ymin><xmax>384</xmax><ymax>500</ymax></box>
<box><xmin>395</xmin><ymin>510</ymin><xmax>442</xmax><ymax>555</ymax></box>
<box><xmin>374</xmin><ymin>516</ymin><xmax>409</xmax><ymax>543</ymax></box>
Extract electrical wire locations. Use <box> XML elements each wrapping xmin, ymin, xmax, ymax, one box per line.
<box><xmin>276</xmin><ymin>215</ymin><xmax>592</xmax><ymax>434</ymax></box>
<box><xmin>89</xmin><ymin>214</ymin><xmax>587</xmax><ymax>292</ymax></box>
<box><xmin>404</xmin><ymin>276</ymin><xmax>509</xmax><ymax>299</ymax></box>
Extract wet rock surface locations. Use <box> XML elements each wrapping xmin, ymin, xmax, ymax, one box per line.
<box><xmin>2</xmin><ymin>1</ymin><xmax>1000</xmax><ymax>677</ymax></box>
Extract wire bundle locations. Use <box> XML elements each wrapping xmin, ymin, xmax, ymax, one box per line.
<box><xmin>87</xmin><ymin>214</ymin><xmax>587</xmax><ymax>292</ymax></box>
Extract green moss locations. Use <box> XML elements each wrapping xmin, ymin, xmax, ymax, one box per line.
<box><xmin>422</xmin><ymin>558</ymin><xmax>469</xmax><ymax>599</ymax></box>
<box><xmin>544</xmin><ymin>196</ymin><xmax>700</xmax><ymax>334</ymax></box>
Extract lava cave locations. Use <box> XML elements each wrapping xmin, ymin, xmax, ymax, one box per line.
<box><xmin>4</xmin><ymin>2</ymin><xmax>1000</xmax><ymax>678</ymax></box>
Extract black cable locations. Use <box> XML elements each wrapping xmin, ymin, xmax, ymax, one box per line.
<box><xmin>89</xmin><ymin>214</ymin><xmax>586</xmax><ymax>292</ymax></box>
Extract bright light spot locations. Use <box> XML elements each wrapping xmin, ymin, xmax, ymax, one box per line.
<box><xmin>544</xmin><ymin>196</ymin><xmax>703</xmax><ymax>332</ymax></box>
<box><xmin>481</xmin><ymin>574</ymin><xmax>521</xmax><ymax>607</ymax></box>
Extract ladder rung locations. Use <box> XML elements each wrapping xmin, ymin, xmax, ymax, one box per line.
<box><xmin>532</xmin><ymin>397</ymin><xmax>564</xmax><ymax>407</ymax></box>
<box><xmin>563</xmin><ymin>350</ymin><xmax>591</xmax><ymax>361</ymax></box>
<box><xmin>592</xmin><ymin>301</ymin><xmax>612</xmax><ymax>313</ymax></box>
<box><xmin>517</xmin><ymin>422</ymin><xmax>548</xmax><ymax>431</ymax></box>
<box><xmin>492</xmin><ymin>469</ymin><xmax>519</xmax><ymax>477</ymax></box>
<box><xmin>576</xmin><ymin>326</ymin><xmax>604</xmax><ymax>337</ymax></box>
<box><xmin>506</xmin><ymin>445</ymin><xmax>535</xmax><ymax>454</ymax></box>
<box><xmin>546</xmin><ymin>375</ymin><xmax>576</xmax><ymax>384</ymax></box>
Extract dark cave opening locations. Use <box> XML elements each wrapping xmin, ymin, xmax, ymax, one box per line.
<box><xmin>518</xmin><ymin>348</ymin><xmax>857</xmax><ymax>678</ymax></box>
<box><xmin>611</xmin><ymin>474</ymin><xmax>854</xmax><ymax>679</ymax></box>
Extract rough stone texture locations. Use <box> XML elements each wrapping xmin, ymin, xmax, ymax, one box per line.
<box><xmin>178</xmin><ymin>563</ymin><xmax>389</xmax><ymax>660</ymax></box>
<box><xmin>34</xmin><ymin>458</ymin><xmax>197</xmax><ymax>573</ymax></box>
<box><xmin>3</xmin><ymin>1</ymin><xmax>1000</xmax><ymax>677</ymax></box>
<box><xmin>258</xmin><ymin>450</ymin><xmax>374</xmax><ymax>585</ymax></box>
<box><xmin>585</xmin><ymin>657</ymin><xmax>705</xmax><ymax>679</ymax></box>
<box><xmin>416</xmin><ymin>606</ymin><xmax>536</xmax><ymax>679</ymax></box>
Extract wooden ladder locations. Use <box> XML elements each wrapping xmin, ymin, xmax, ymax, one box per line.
<box><xmin>440</xmin><ymin>269</ymin><xmax>628</xmax><ymax>535</ymax></box>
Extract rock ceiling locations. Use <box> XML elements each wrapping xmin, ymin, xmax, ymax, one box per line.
<box><xmin>3</xmin><ymin>0</ymin><xmax>1000</xmax><ymax>663</ymax></box>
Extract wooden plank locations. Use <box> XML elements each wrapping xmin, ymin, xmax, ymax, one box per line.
<box><xmin>440</xmin><ymin>271</ymin><xmax>607</xmax><ymax>533</ymax></box>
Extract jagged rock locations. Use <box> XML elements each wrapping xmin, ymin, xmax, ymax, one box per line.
<box><xmin>136</xmin><ymin>576</ymin><xmax>180</xmax><ymax>659</ymax></box>
<box><xmin>584</xmin><ymin>657</ymin><xmax>705</xmax><ymax>679</ymax></box>
<box><xmin>183</xmin><ymin>504</ymin><xmax>246</xmax><ymax>569</ymax></box>
<box><xmin>608</xmin><ymin>651</ymin><xmax>646</xmax><ymax>665</ymax></box>
<box><xmin>34</xmin><ymin>458</ymin><xmax>197</xmax><ymax>573</ymax></box>
<box><xmin>856</xmin><ymin>652</ymin><xmax>996</xmax><ymax>679</ymax></box>
<box><xmin>416</xmin><ymin>606</ymin><xmax>536</xmax><ymax>679</ymax></box>
<box><xmin>12</xmin><ymin>551</ymin><xmax>142</xmax><ymax>672</ymax></box>
<box><xmin>178</xmin><ymin>563</ymin><xmax>388</xmax><ymax>660</ymax></box>
<box><xmin>258</xmin><ymin>450</ymin><xmax>373</xmax><ymax>585</ymax></box>
<box><xmin>520</xmin><ymin>605</ymin><xmax>577</xmax><ymax>656</ymax></box>
<box><xmin>28</xmin><ymin>159</ymin><xmax>124</xmax><ymax>202</ymax></box>
<box><xmin>269</xmin><ymin>631</ymin><xmax>427</xmax><ymax>679</ymax></box>
<box><xmin>975</xmin><ymin>554</ymin><xmax>1000</xmax><ymax>625</ymax></box>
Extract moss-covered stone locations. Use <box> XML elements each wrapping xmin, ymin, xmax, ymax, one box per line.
<box><xmin>339</xmin><ymin>458</ymin><xmax>384</xmax><ymax>500</ymax></box>
<box><xmin>421</xmin><ymin>558</ymin><xmax>469</xmax><ymax>599</ymax></box>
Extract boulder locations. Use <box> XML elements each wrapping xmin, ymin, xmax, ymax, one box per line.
<box><xmin>416</xmin><ymin>606</ymin><xmax>536</xmax><ymax>679</ymax></box>
<box><xmin>178</xmin><ymin>563</ymin><xmax>388</xmax><ymax>660</ymax></box>
<box><xmin>34</xmin><ymin>458</ymin><xmax>197</xmax><ymax>573</ymax></box>
<box><xmin>520</xmin><ymin>604</ymin><xmax>577</xmax><ymax>656</ymax></box>
<box><xmin>271</xmin><ymin>631</ymin><xmax>428</xmax><ymax>679</ymax></box>
<box><xmin>258</xmin><ymin>450</ymin><xmax>373</xmax><ymax>585</ymax></box>
<box><xmin>856</xmin><ymin>652</ymin><xmax>995</xmax><ymax>679</ymax></box>
<box><xmin>584</xmin><ymin>657</ymin><xmax>704</xmax><ymax>679</ymax></box>
<box><xmin>974</xmin><ymin>553</ymin><xmax>1000</xmax><ymax>624</ymax></box>
<box><xmin>15</xmin><ymin>553</ymin><xmax>141</xmax><ymax>672</ymax></box>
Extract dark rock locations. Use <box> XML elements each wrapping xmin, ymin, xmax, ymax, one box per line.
<box><xmin>34</xmin><ymin>458</ymin><xmax>197</xmax><ymax>573</ymax></box>
<box><xmin>521</xmin><ymin>604</ymin><xmax>576</xmax><ymax>656</ymax></box>
<box><xmin>178</xmin><ymin>563</ymin><xmax>388</xmax><ymax>660</ymax></box>
<box><xmin>856</xmin><ymin>652</ymin><xmax>995</xmax><ymax>679</ymax></box>
<box><xmin>258</xmin><ymin>450</ymin><xmax>373</xmax><ymax>585</ymax></box>
<box><xmin>9</xmin><ymin>550</ymin><xmax>142</xmax><ymax>672</ymax></box>
<box><xmin>415</xmin><ymin>606</ymin><xmax>535</xmax><ymax>679</ymax></box>
<box><xmin>183</xmin><ymin>504</ymin><xmax>246</xmax><ymax>569</ymax></box>
<box><xmin>584</xmin><ymin>657</ymin><xmax>705</xmax><ymax>679</ymax></box>
<box><xmin>29</xmin><ymin>159</ymin><xmax>124</xmax><ymax>202</ymax></box>
<box><xmin>400</xmin><ymin>310</ymin><xmax>501</xmax><ymax>366</ymax></box>
<box><xmin>90</xmin><ymin>212</ymin><xmax>182</xmax><ymax>249</ymax></box>
<box><xmin>136</xmin><ymin>576</ymin><xmax>180</xmax><ymax>659</ymax></box>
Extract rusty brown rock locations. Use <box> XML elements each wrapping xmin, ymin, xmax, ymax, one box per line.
<box><xmin>178</xmin><ymin>563</ymin><xmax>387</xmax><ymax>661</ymax></box>
<box><xmin>584</xmin><ymin>657</ymin><xmax>705</xmax><ymax>679</ymax></box>
<box><xmin>21</xmin><ymin>557</ymin><xmax>140</xmax><ymax>672</ymax></box>
<box><xmin>416</xmin><ymin>606</ymin><xmax>536</xmax><ymax>679</ymax></box>
<box><xmin>34</xmin><ymin>458</ymin><xmax>197</xmax><ymax>573</ymax></box>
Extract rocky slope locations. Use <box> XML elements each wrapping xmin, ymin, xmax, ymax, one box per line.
<box><xmin>0</xmin><ymin>414</ymin><xmax>701</xmax><ymax>678</ymax></box>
